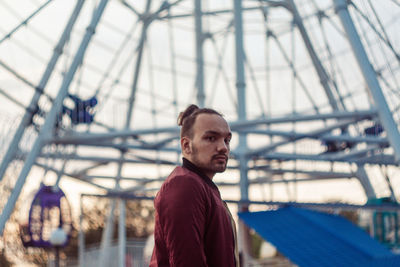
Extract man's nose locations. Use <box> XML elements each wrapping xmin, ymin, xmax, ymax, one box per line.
<box><xmin>217</xmin><ymin>139</ymin><xmax>229</xmax><ymax>153</ymax></box>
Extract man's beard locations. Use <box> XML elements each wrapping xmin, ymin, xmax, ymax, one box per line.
<box><xmin>191</xmin><ymin>144</ymin><xmax>228</xmax><ymax>175</ymax></box>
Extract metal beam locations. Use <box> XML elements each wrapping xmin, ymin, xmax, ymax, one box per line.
<box><xmin>259</xmin><ymin>151</ymin><xmax>397</xmax><ymax>165</ymax></box>
<box><xmin>327</xmin><ymin>144</ymin><xmax>383</xmax><ymax>161</ymax></box>
<box><xmin>195</xmin><ymin>0</ymin><xmax>205</xmax><ymax>107</ymax></box>
<box><xmin>355</xmin><ymin>163</ymin><xmax>376</xmax><ymax>199</ymax></box>
<box><xmin>79</xmin><ymin>174</ymin><xmax>165</xmax><ymax>183</ymax></box>
<box><xmin>48</xmin><ymin>126</ymin><xmax>179</xmax><ymax>143</ymax></box>
<box><xmin>230</xmin><ymin>109</ymin><xmax>376</xmax><ymax>129</ymax></box>
<box><xmin>0</xmin><ymin>0</ymin><xmax>86</xmax><ymax>182</ymax></box>
<box><xmin>287</xmin><ymin>0</ymin><xmax>342</xmax><ymax>111</ymax></box>
<box><xmin>78</xmin><ymin>197</ymin><xmax>85</xmax><ymax>267</ymax></box>
<box><xmin>158</xmin><ymin>1</ymin><xmax>287</xmax><ymax>19</ymax></box>
<box><xmin>238</xmin><ymin>129</ymin><xmax>388</xmax><ymax>145</ymax></box>
<box><xmin>46</xmin><ymin>109</ymin><xmax>376</xmax><ymax>144</ymax></box>
<box><xmin>48</xmin><ymin>141</ymin><xmax>181</xmax><ymax>153</ymax></box>
<box><xmin>0</xmin><ymin>0</ymin><xmax>110</xmax><ymax>235</ymax></box>
<box><xmin>245</xmin><ymin>118</ymin><xmax>361</xmax><ymax>157</ymax></box>
<box><xmin>334</xmin><ymin>0</ymin><xmax>400</xmax><ymax>163</ymax></box>
<box><xmin>233</xmin><ymin>0</ymin><xmax>251</xmax><ymax>261</ymax></box>
<box><xmin>251</xmin><ymin>167</ymin><xmax>354</xmax><ymax>179</ymax></box>
<box><xmin>34</xmin><ymin>162</ymin><xmax>110</xmax><ymax>191</ymax></box>
<box><xmin>80</xmin><ymin>193</ymin><xmax>400</xmax><ymax>211</ymax></box>
<box><xmin>126</xmin><ymin>0</ymin><xmax>153</xmax><ymax>127</ymax></box>
<box><xmin>98</xmin><ymin>200</ymin><xmax>116</xmax><ymax>267</ymax></box>
<box><xmin>249</xmin><ymin>175</ymin><xmax>353</xmax><ymax>184</ymax></box>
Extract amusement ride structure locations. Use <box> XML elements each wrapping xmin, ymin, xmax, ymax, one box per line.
<box><xmin>0</xmin><ymin>0</ymin><xmax>399</xmax><ymax>265</ymax></box>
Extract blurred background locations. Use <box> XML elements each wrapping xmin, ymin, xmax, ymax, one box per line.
<box><xmin>0</xmin><ymin>0</ymin><xmax>399</xmax><ymax>266</ymax></box>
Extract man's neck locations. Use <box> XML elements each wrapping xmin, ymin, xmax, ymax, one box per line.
<box><xmin>183</xmin><ymin>157</ymin><xmax>214</xmax><ymax>179</ymax></box>
<box><xmin>182</xmin><ymin>158</ymin><xmax>216</xmax><ymax>182</ymax></box>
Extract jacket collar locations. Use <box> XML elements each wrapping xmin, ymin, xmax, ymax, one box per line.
<box><xmin>182</xmin><ymin>158</ymin><xmax>219</xmax><ymax>191</ymax></box>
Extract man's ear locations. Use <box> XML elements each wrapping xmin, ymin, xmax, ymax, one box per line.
<box><xmin>181</xmin><ymin>137</ymin><xmax>191</xmax><ymax>155</ymax></box>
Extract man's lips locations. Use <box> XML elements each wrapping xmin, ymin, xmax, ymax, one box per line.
<box><xmin>213</xmin><ymin>155</ymin><xmax>228</xmax><ymax>161</ymax></box>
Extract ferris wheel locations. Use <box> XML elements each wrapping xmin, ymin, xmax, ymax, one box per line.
<box><xmin>0</xmin><ymin>0</ymin><xmax>399</xmax><ymax>258</ymax></box>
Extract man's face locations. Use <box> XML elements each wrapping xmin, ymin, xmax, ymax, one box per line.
<box><xmin>182</xmin><ymin>113</ymin><xmax>232</xmax><ymax>179</ymax></box>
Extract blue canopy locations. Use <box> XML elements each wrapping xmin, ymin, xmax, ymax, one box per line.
<box><xmin>239</xmin><ymin>206</ymin><xmax>400</xmax><ymax>267</ymax></box>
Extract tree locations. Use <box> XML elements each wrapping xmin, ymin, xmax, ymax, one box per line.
<box><xmin>0</xmin><ymin>187</ymin><xmax>155</xmax><ymax>266</ymax></box>
<box><xmin>64</xmin><ymin>196</ymin><xmax>155</xmax><ymax>260</ymax></box>
<box><xmin>0</xmin><ymin>248</ymin><xmax>12</xmax><ymax>267</ymax></box>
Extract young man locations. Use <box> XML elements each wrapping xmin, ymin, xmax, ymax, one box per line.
<box><xmin>150</xmin><ymin>105</ymin><xmax>239</xmax><ymax>267</ymax></box>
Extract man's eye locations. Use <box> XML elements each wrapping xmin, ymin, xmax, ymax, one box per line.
<box><xmin>225</xmin><ymin>138</ymin><xmax>231</xmax><ymax>144</ymax></box>
<box><xmin>206</xmin><ymin>136</ymin><xmax>215</xmax><ymax>141</ymax></box>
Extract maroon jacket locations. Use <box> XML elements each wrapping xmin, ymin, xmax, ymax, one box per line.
<box><xmin>150</xmin><ymin>158</ymin><xmax>237</xmax><ymax>267</ymax></box>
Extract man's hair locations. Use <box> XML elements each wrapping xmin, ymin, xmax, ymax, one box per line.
<box><xmin>177</xmin><ymin>104</ymin><xmax>222</xmax><ymax>138</ymax></box>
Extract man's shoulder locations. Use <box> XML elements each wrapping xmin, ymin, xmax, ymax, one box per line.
<box><xmin>164</xmin><ymin>166</ymin><xmax>204</xmax><ymax>186</ymax></box>
<box><xmin>156</xmin><ymin>166</ymin><xmax>207</xmax><ymax>196</ymax></box>
<box><xmin>155</xmin><ymin>166</ymin><xmax>208</xmax><ymax>205</ymax></box>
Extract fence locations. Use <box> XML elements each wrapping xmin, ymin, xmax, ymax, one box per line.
<box><xmin>49</xmin><ymin>238</ymin><xmax>150</xmax><ymax>267</ymax></box>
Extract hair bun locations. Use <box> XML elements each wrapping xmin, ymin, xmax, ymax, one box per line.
<box><xmin>177</xmin><ymin>104</ymin><xmax>199</xmax><ymax>126</ymax></box>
